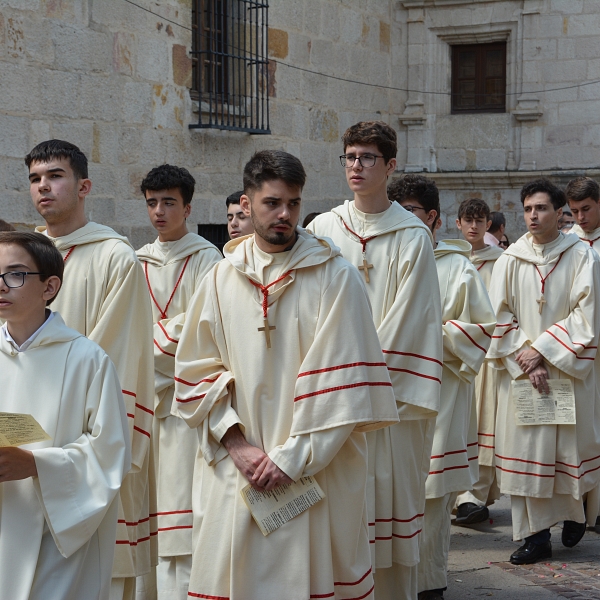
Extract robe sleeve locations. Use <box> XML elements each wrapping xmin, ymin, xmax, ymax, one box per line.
<box><xmin>486</xmin><ymin>254</ymin><xmax>531</xmax><ymax>379</ymax></box>
<box><xmin>376</xmin><ymin>228</ymin><xmax>444</xmax><ymax>419</ymax></box>
<box><xmin>31</xmin><ymin>353</ymin><xmax>130</xmax><ymax>558</ymax></box>
<box><xmin>172</xmin><ymin>267</ymin><xmax>237</xmax><ymax>466</ymax></box>
<box><xmin>289</xmin><ymin>262</ymin><xmax>398</xmax><ymax>436</ymax></box>
<box><xmin>531</xmin><ymin>249</ymin><xmax>600</xmax><ymax>379</ymax></box>
<box><xmin>88</xmin><ymin>243</ymin><xmax>155</xmax><ymax>473</ymax></box>
<box><xmin>268</xmin><ymin>424</ymin><xmax>354</xmax><ymax>482</ymax></box>
<box><xmin>442</xmin><ymin>259</ymin><xmax>496</xmax><ymax>384</ymax></box>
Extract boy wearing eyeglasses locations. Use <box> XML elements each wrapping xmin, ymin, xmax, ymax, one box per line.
<box><xmin>0</xmin><ymin>231</ymin><xmax>130</xmax><ymax>599</ymax></box>
<box><xmin>308</xmin><ymin>122</ymin><xmax>443</xmax><ymax>600</ymax></box>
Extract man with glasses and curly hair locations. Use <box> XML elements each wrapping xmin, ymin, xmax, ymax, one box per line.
<box><xmin>309</xmin><ymin>122</ymin><xmax>443</xmax><ymax>600</ymax></box>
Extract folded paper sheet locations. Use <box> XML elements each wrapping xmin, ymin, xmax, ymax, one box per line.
<box><xmin>512</xmin><ymin>379</ymin><xmax>576</xmax><ymax>425</ymax></box>
<box><xmin>240</xmin><ymin>476</ymin><xmax>325</xmax><ymax>536</ymax></box>
<box><xmin>0</xmin><ymin>413</ymin><xmax>51</xmax><ymax>447</ymax></box>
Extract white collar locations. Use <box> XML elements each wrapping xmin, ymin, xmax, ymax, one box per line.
<box><xmin>1</xmin><ymin>311</ymin><xmax>54</xmax><ymax>352</ymax></box>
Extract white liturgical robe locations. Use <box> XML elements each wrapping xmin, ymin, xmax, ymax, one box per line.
<box><xmin>137</xmin><ymin>233</ymin><xmax>221</xmax><ymax>558</ymax></box>
<box><xmin>570</xmin><ymin>223</ymin><xmax>600</xmax><ymax>525</ymax></box>
<box><xmin>0</xmin><ymin>314</ymin><xmax>130</xmax><ymax>600</ymax></box>
<box><xmin>36</xmin><ymin>222</ymin><xmax>156</xmax><ymax>578</ymax></box>
<box><xmin>488</xmin><ymin>232</ymin><xmax>600</xmax><ymax>538</ymax></box>
<box><xmin>310</xmin><ymin>201</ymin><xmax>443</xmax><ymax>571</ymax></box>
<box><xmin>427</xmin><ymin>240</ymin><xmax>495</xmax><ymax>498</ymax></box>
<box><xmin>172</xmin><ymin>229</ymin><xmax>398</xmax><ymax>600</ymax></box>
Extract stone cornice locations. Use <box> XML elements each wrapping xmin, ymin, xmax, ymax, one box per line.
<box><xmin>391</xmin><ymin>169</ymin><xmax>600</xmax><ymax>190</ymax></box>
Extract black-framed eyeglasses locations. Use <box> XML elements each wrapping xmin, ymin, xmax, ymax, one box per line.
<box><xmin>0</xmin><ymin>271</ymin><xmax>42</xmax><ymax>288</ymax></box>
<box><xmin>340</xmin><ymin>153</ymin><xmax>384</xmax><ymax>168</ymax></box>
<box><xmin>402</xmin><ymin>205</ymin><xmax>427</xmax><ymax>213</ymax></box>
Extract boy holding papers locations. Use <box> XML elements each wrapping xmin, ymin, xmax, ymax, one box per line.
<box><xmin>0</xmin><ymin>231</ymin><xmax>131</xmax><ymax>599</ymax></box>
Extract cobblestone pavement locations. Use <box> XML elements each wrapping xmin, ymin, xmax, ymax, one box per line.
<box><xmin>445</xmin><ymin>495</ymin><xmax>600</xmax><ymax>599</ymax></box>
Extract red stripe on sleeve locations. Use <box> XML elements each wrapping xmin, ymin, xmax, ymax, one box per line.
<box><xmin>136</xmin><ymin>403</ymin><xmax>154</xmax><ymax>416</ymax></box>
<box><xmin>154</xmin><ymin>339</ymin><xmax>175</xmax><ymax>357</ymax></box>
<box><xmin>294</xmin><ymin>381</ymin><xmax>392</xmax><ymax>402</ymax></box>
<box><xmin>447</xmin><ymin>321</ymin><xmax>487</xmax><ymax>353</ymax></box>
<box><xmin>134</xmin><ymin>425</ymin><xmax>151</xmax><ymax>438</ymax></box>
<box><xmin>298</xmin><ymin>362</ymin><xmax>387</xmax><ymax>378</ymax></box>
<box><xmin>175</xmin><ymin>375</ymin><xmax>220</xmax><ymax>387</ymax></box>
<box><xmin>158</xmin><ymin>320</ymin><xmax>179</xmax><ymax>344</ymax></box>
<box><xmin>545</xmin><ymin>330</ymin><xmax>594</xmax><ymax>360</ymax></box>
<box><xmin>382</xmin><ymin>350</ymin><xmax>443</xmax><ymax>367</ymax></box>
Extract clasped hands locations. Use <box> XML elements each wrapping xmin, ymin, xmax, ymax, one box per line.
<box><xmin>0</xmin><ymin>447</ymin><xmax>37</xmax><ymax>483</ymax></box>
<box><xmin>516</xmin><ymin>347</ymin><xmax>550</xmax><ymax>394</ymax></box>
<box><xmin>222</xmin><ymin>425</ymin><xmax>292</xmax><ymax>492</ymax></box>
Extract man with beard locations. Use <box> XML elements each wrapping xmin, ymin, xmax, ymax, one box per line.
<box><xmin>172</xmin><ymin>150</ymin><xmax>398</xmax><ymax>599</ymax></box>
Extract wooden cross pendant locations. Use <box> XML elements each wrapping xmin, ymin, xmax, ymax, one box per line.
<box><xmin>258</xmin><ymin>318</ymin><xmax>276</xmax><ymax>348</ymax></box>
<box><xmin>537</xmin><ymin>295</ymin><xmax>546</xmax><ymax>314</ymax></box>
<box><xmin>358</xmin><ymin>258</ymin><xmax>374</xmax><ymax>283</ymax></box>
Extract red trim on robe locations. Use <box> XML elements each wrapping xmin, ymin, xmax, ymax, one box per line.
<box><xmin>298</xmin><ymin>362</ymin><xmax>387</xmax><ymax>378</ymax></box>
<box><xmin>382</xmin><ymin>349</ymin><xmax>443</xmax><ymax>367</ymax></box>
<box><xmin>293</xmin><ymin>381</ymin><xmax>392</xmax><ymax>402</ymax></box>
<box><xmin>387</xmin><ymin>367</ymin><xmax>442</xmax><ymax>384</ymax></box>
<box><xmin>154</xmin><ymin>339</ymin><xmax>175</xmax><ymax>357</ymax></box>
<box><xmin>175</xmin><ymin>375</ymin><xmax>220</xmax><ymax>387</ymax></box>
<box><xmin>158</xmin><ymin>320</ymin><xmax>179</xmax><ymax>344</ymax></box>
<box><xmin>134</xmin><ymin>425</ymin><xmax>151</xmax><ymax>438</ymax></box>
<box><xmin>447</xmin><ymin>320</ymin><xmax>487</xmax><ymax>353</ymax></box>
<box><xmin>176</xmin><ymin>393</ymin><xmax>207</xmax><ymax>404</ymax></box>
<box><xmin>544</xmin><ymin>330</ymin><xmax>594</xmax><ymax>360</ymax></box>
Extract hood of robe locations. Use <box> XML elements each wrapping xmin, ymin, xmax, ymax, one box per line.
<box><xmin>136</xmin><ymin>232</ymin><xmax>218</xmax><ymax>266</ymax></box>
<box><xmin>224</xmin><ymin>228</ymin><xmax>340</xmax><ymax>300</ymax></box>
<box><xmin>35</xmin><ymin>222</ymin><xmax>132</xmax><ymax>252</ymax></box>
<box><xmin>0</xmin><ymin>312</ymin><xmax>81</xmax><ymax>357</ymax></box>
<box><xmin>571</xmin><ymin>223</ymin><xmax>600</xmax><ymax>242</ymax></box>
<box><xmin>504</xmin><ymin>231</ymin><xmax>581</xmax><ymax>266</ymax></box>
<box><xmin>434</xmin><ymin>238</ymin><xmax>472</xmax><ymax>259</ymax></box>
<box><xmin>331</xmin><ymin>199</ymin><xmax>434</xmax><ymax>240</ymax></box>
<box><xmin>469</xmin><ymin>243</ymin><xmax>504</xmax><ymax>264</ymax></box>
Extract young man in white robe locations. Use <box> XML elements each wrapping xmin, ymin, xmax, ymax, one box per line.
<box><xmin>0</xmin><ymin>231</ymin><xmax>130</xmax><ymax>600</ymax></box>
<box><xmin>172</xmin><ymin>150</ymin><xmax>399</xmax><ymax>600</ymax></box>
<box><xmin>453</xmin><ymin>198</ymin><xmax>504</xmax><ymax>525</ymax></box>
<box><xmin>391</xmin><ymin>177</ymin><xmax>495</xmax><ymax>600</ymax></box>
<box><xmin>136</xmin><ymin>164</ymin><xmax>221</xmax><ymax>600</ymax></box>
<box><xmin>488</xmin><ymin>178</ymin><xmax>600</xmax><ymax>564</ymax></box>
<box><xmin>26</xmin><ymin>140</ymin><xmax>156</xmax><ymax>600</ymax></box>
<box><xmin>566</xmin><ymin>176</ymin><xmax>600</xmax><ymax>532</ymax></box>
<box><xmin>309</xmin><ymin>122</ymin><xmax>443</xmax><ymax>600</ymax></box>
<box><xmin>227</xmin><ymin>190</ymin><xmax>255</xmax><ymax>239</ymax></box>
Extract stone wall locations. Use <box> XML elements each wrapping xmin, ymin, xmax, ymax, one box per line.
<box><xmin>0</xmin><ymin>0</ymin><xmax>598</xmax><ymax>247</ymax></box>
<box><xmin>0</xmin><ymin>0</ymin><xmax>405</xmax><ymax>247</ymax></box>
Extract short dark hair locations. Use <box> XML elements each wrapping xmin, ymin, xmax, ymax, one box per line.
<box><xmin>302</xmin><ymin>212</ymin><xmax>321</xmax><ymax>228</ymax></box>
<box><xmin>488</xmin><ymin>211</ymin><xmax>506</xmax><ymax>234</ymax></box>
<box><xmin>342</xmin><ymin>121</ymin><xmax>397</xmax><ymax>164</ymax></box>
<box><xmin>25</xmin><ymin>139</ymin><xmax>88</xmax><ymax>180</ymax></box>
<box><xmin>140</xmin><ymin>164</ymin><xmax>196</xmax><ymax>205</ymax></box>
<box><xmin>520</xmin><ymin>178</ymin><xmax>566</xmax><ymax>210</ymax></box>
<box><xmin>243</xmin><ymin>150</ymin><xmax>306</xmax><ymax>196</ymax></box>
<box><xmin>0</xmin><ymin>231</ymin><xmax>64</xmax><ymax>305</ymax></box>
<box><xmin>565</xmin><ymin>176</ymin><xmax>600</xmax><ymax>203</ymax></box>
<box><xmin>388</xmin><ymin>174</ymin><xmax>440</xmax><ymax>227</ymax></box>
<box><xmin>0</xmin><ymin>219</ymin><xmax>15</xmax><ymax>232</ymax></box>
<box><xmin>458</xmin><ymin>198</ymin><xmax>490</xmax><ymax>221</ymax></box>
<box><xmin>226</xmin><ymin>191</ymin><xmax>243</xmax><ymax>208</ymax></box>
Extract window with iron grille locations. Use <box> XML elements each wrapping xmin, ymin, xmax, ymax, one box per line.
<box><xmin>451</xmin><ymin>42</ymin><xmax>506</xmax><ymax>114</ymax></box>
<box><xmin>197</xmin><ymin>224</ymin><xmax>229</xmax><ymax>253</ymax></box>
<box><xmin>191</xmin><ymin>0</ymin><xmax>270</xmax><ymax>134</ymax></box>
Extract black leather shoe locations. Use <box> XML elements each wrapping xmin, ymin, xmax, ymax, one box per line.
<box><xmin>562</xmin><ymin>520</ymin><xmax>586</xmax><ymax>547</ymax></box>
<box><xmin>455</xmin><ymin>502</ymin><xmax>489</xmax><ymax>525</ymax></box>
<box><xmin>509</xmin><ymin>540</ymin><xmax>552</xmax><ymax>565</ymax></box>
<box><xmin>418</xmin><ymin>591</ymin><xmax>444</xmax><ymax>600</ymax></box>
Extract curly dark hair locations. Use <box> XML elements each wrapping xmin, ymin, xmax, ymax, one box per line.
<box><xmin>25</xmin><ymin>139</ymin><xmax>88</xmax><ymax>180</ymax></box>
<box><xmin>457</xmin><ymin>198</ymin><xmax>490</xmax><ymax>221</ymax></box>
<box><xmin>388</xmin><ymin>174</ymin><xmax>440</xmax><ymax>227</ymax></box>
<box><xmin>141</xmin><ymin>164</ymin><xmax>196</xmax><ymax>205</ymax></box>
<box><xmin>520</xmin><ymin>178</ymin><xmax>566</xmax><ymax>210</ymax></box>
<box><xmin>342</xmin><ymin>121</ymin><xmax>397</xmax><ymax>164</ymax></box>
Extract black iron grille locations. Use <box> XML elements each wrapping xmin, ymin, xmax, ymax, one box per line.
<box><xmin>191</xmin><ymin>0</ymin><xmax>270</xmax><ymax>134</ymax></box>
